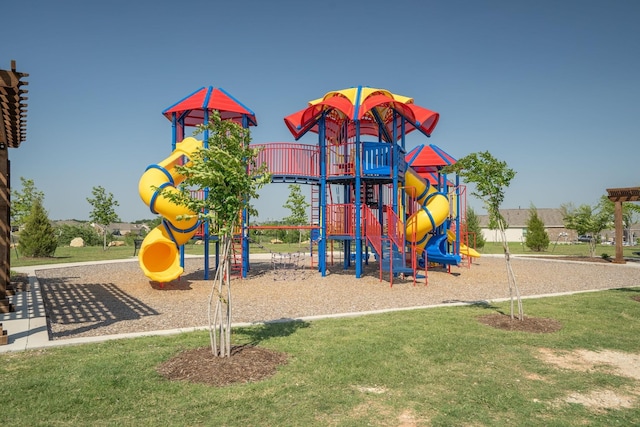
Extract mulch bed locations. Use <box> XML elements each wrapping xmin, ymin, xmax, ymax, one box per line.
<box><xmin>156</xmin><ymin>345</ymin><xmax>288</xmax><ymax>387</ymax></box>
<box><xmin>477</xmin><ymin>313</ymin><xmax>563</xmax><ymax>333</ymax></box>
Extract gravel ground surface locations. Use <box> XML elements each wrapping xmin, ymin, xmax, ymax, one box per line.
<box><xmin>35</xmin><ymin>255</ymin><xmax>640</xmax><ymax>340</ymax></box>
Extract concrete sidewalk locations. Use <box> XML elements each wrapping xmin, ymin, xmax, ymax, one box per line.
<box><xmin>0</xmin><ymin>274</ymin><xmax>48</xmax><ymax>352</ymax></box>
<box><xmin>0</xmin><ymin>254</ymin><xmax>276</xmax><ymax>353</ymax></box>
<box><xmin>0</xmin><ymin>259</ymin><xmax>142</xmax><ymax>353</ymax></box>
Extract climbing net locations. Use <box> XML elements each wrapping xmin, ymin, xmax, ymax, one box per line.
<box><xmin>270</xmin><ymin>251</ymin><xmax>306</xmax><ymax>281</ymax></box>
<box><xmin>247</xmin><ymin>237</ymin><xmax>308</xmax><ymax>281</ymax></box>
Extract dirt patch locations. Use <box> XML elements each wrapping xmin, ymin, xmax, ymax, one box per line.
<box><xmin>537</xmin><ymin>348</ymin><xmax>640</xmax><ymax>410</ymax></box>
<box><xmin>538</xmin><ymin>348</ymin><xmax>640</xmax><ymax>380</ymax></box>
<box><xmin>565</xmin><ymin>389</ymin><xmax>636</xmax><ymax>410</ymax></box>
<box><xmin>478</xmin><ymin>314</ymin><xmax>563</xmax><ymax>333</ymax></box>
<box><xmin>156</xmin><ymin>345</ymin><xmax>288</xmax><ymax>387</ymax></box>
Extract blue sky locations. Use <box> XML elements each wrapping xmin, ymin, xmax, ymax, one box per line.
<box><xmin>3</xmin><ymin>0</ymin><xmax>639</xmax><ymax>222</ymax></box>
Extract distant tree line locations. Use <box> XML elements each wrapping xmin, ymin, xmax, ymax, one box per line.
<box><xmin>10</xmin><ymin>178</ymin><xmax>128</xmax><ymax>257</ymax></box>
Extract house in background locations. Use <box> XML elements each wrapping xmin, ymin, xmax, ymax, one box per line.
<box><xmin>107</xmin><ymin>222</ymin><xmax>149</xmax><ymax>236</ymax></box>
<box><xmin>51</xmin><ymin>220</ymin><xmax>150</xmax><ymax>236</ymax></box>
<box><xmin>477</xmin><ymin>208</ymin><xmax>640</xmax><ymax>244</ymax></box>
<box><xmin>477</xmin><ymin>208</ymin><xmax>572</xmax><ymax>243</ymax></box>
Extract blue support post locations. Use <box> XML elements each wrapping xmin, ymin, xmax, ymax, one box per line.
<box><xmin>171</xmin><ymin>113</ymin><xmax>177</xmax><ymax>151</ymax></box>
<box><xmin>343</xmin><ymin>182</ymin><xmax>351</xmax><ymax>269</ymax></box>
<box><xmin>390</xmin><ymin>112</ymin><xmax>403</xmax><ymax>268</ymax></box>
<box><xmin>318</xmin><ymin>115</ymin><xmax>327</xmax><ymax>276</ymax></box>
<box><xmin>203</xmin><ymin>109</ymin><xmax>210</xmax><ymax>280</ymax></box>
<box><xmin>171</xmin><ymin>113</ymin><xmax>187</xmax><ymax>271</ymax></box>
<box><xmin>392</xmin><ymin>112</ymin><xmax>398</xmax><ymax>217</ymax></box>
<box><xmin>400</xmin><ymin>115</ymin><xmax>407</xmax><ymax>265</ymax></box>
<box><xmin>242</xmin><ymin>114</ymin><xmax>250</xmax><ymax>278</ymax></box>
<box><xmin>455</xmin><ymin>173</ymin><xmax>461</xmax><ymax>255</ymax></box>
<box><xmin>354</xmin><ymin>121</ymin><xmax>362</xmax><ymax>278</ymax></box>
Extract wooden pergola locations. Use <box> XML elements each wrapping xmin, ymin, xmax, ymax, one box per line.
<box><xmin>0</xmin><ymin>60</ymin><xmax>29</xmax><ymax>331</ymax></box>
<box><xmin>606</xmin><ymin>187</ymin><xmax>640</xmax><ymax>264</ymax></box>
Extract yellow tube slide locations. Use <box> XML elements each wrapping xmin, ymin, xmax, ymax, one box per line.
<box><xmin>138</xmin><ymin>137</ymin><xmax>202</xmax><ymax>282</ymax></box>
<box><xmin>446</xmin><ymin>230</ymin><xmax>481</xmax><ymax>258</ymax></box>
<box><xmin>404</xmin><ymin>168</ymin><xmax>449</xmax><ymax>252</ymax></box>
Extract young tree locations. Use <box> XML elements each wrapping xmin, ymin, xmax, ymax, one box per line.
<box><xmin>87</xmin><ymin>186</ymin><xmax>121</xmax><ymax>250</ymax></box>
<box><xmin>561</xmin><ymin>202</ymin><xmax>610</xmax><ymax>257</ymax></box>
<box><xmin>597</xmin><ymin>195</ymin><xmax>640</xmax><ymax>245</ymax></box>
<box><xmin>159</xmin><ymin>111</ymin><xmax>270</xmax><ymax>357</ymax></box>
<box><xmin>464</xmin><ymin>207</ymin><xmax>485</xmax><ymax>249</ymax></box>
<box><xmin>11</xmin><ymin>177</ymin><xmax>44</xmax><ymax>229</ymax></box>
<box><xmin>443</xmin><ymin>151</ymin><xmax>522</xmax><ymax>320</ymax></box>
<box><xmin>525</xmin><ymin>204</ymin><xmax>550</xmax><ymax>252</ymax></box>
<box><xmin>18</xmin><ymin>199</ymin><xmax>58</xmax><ymax>257</ymax></box>
<box><xmin>283</xmin><ymin>184</ymin><xmax>310</xmax><ymax>244</ymax></box>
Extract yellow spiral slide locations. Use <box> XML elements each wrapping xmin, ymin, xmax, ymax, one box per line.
<box><xmin>138</xmin><ymin>137</ymin><xmax>202</xmax><ymax>282</ymax></box>
<box><xmin>404</xmin><ymin>168</ymin><xmax>480</xmax><ymax>258</ymax></box>
<box><xmin>404</xmin><ymin>167</ymin><xmax>450</xmax><ymax>251</ymax></box>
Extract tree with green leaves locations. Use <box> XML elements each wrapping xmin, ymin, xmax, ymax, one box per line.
<box><xmin>464</xmin><ymin>207</ymin><xmax>485</xmax><ymax>249</ymax></box>
<box><xmin>87</xmin><ymin>186</ymin><xmax>121</xmax><ymax>250</ymax></box>
<box><xmin>11</xmin><ymin>177</ymin><xmax>44</xmax><ymax>229</ymax></box>
<box><xmin>18</xmin><ymin>199</ymin><xmax>58</xmax><ymax>257</ymax></box>
<box><xmin>159</xmin><ymin>111</ymin><xmax>270</xmax><ymax>357</ymax></box>
<box><xmin>597</xmin><ymin>195</ymin><xmax>640</xmax><ymax>245</ymax></box>
<box><xmin>561</xmin><ymin>201</ymin><xmax>610</xmax><ymax>257</ymax></box>
<box><xmin>55</xmin><ymin>223</ymin><xmax>102</xmax><ymax>246</ymax></box>
<box><xmin>283</xmin><ymin>184</ymin><xmax>310</xmax><ymax>244</ymax></box>
<box><xmin>525</xmin><ymin>204</ymin><xmax>549</xmax><ymax>252</ymax></box>
<box><xmin>443</xmin><ymin>151</ymin><xmax>522</xmax><ymax>320</ymax></box>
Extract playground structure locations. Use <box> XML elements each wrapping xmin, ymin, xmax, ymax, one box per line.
<box><xmin>137</xmin><ymin>86</ymin><xmax>479</xmax><ymax>284</ymax></box>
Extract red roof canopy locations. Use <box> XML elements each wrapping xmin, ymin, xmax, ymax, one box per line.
<box><xmin>283</xmin><ymin>86</ymin><xmax>439</xmax><ymax>142</ymax></box>
<box><xmin>406</xmin><ymin>144</ymin><xmax>457</xmax><ymax>170</ymax></box>
<box><xmin>163</xmin><ymin>87</ymin><xmax>257</xmax><ymax>127</ymax></box>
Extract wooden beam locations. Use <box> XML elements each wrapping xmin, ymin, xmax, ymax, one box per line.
<box><xmin>613</xmin><ymin>200</ymin><xmax>625</xmax><ymax>264</ymax></box>
<box><xmin>0</xmin><ymin>60</ymin><xmax>27</xmax><ymax>315</ymax></box>
<box><xmin>0</xmin><ymin>62</ymin><xmax>28</xmax><ymax>149</ymax></box>
<box><xmin>606</xmin><ymin>187</ymin><xmax>640</xmax><ymax>264</ymax></box>
<box><xmin>0</xmin><ymin>70</ymin><xmax>21</xmax><ymax>88</ymax></box>
<box><xmin>606</xmin><ymin>187</ymin><xmax>640</xmax><ymax>202</ymax></box>
<box><xmin>0</xmin><ymin>148</ymin><xmax>8</xmax><ymax>301</ymax></box>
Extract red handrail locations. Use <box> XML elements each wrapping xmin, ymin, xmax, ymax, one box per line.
<box><xmin>363</xmin><ymin>205</ymin><xmax>382</xmax><ymax>256</ymax></box>
<box><xmin>251</xmin><ymin>143</ymin><xmax>319</xmax><ymax>179</ymax></box>
<box><xmin>326</xmin><ymin>204</ymin><xmax>355</xmax><ymax>236</ymax></box>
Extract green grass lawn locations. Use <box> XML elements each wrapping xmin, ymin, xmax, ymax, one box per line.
<box><xmin>9</xmin><ymin>240</ymin><xmax>317</xmax><ymax>268</ymax></box>
<box><xmin>2</xmin><ymin>289</ymin><xmax>640</xmax><ymax>425</ymax></box>
<box><xmin>478</xmin><ymin>241</ymin><xmax>639</xmax><ymax>258</ymax></box>
<box><xmin>10</xmin><ymin>239</ymin><xmax>639</xmax><ymax>268</ymax></box>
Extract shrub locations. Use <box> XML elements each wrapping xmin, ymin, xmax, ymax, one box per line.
<box><xmin>124</xmin><ymin>232</ymin><xmax>142</xmax><ymax>246</ymax></box>
<box><xmin>464</xmin><ymin>207</ymin><xmax>485</xmax><ymax>249</ymax></box>
<box><xmin>525</xmin><ymin>206</ymin><xmax>550</xmax><ymax>252</ymax></box>
<box><xmin>18</xmin><ymin>200</ymin><xmax>58</xmax><ymax>257</ymax></box>
<box><xmin>55</xmin><ymin>224</ymin><xmax>102</xmax><ymax>246</ymax></box>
